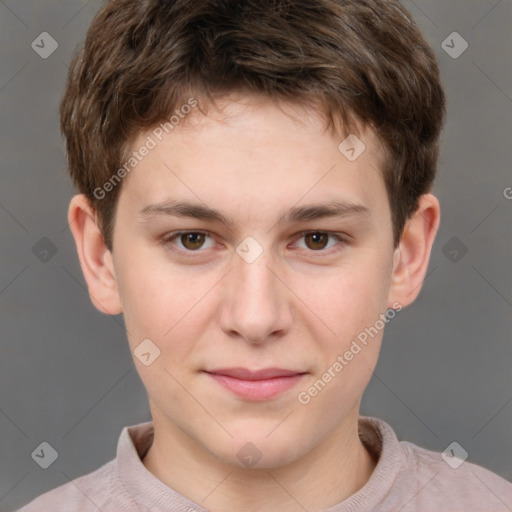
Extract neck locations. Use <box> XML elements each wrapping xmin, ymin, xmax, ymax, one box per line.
<box><xmin>142</xmin><ymin>408</ymin><xmax>377</xmax><ymax>512</ymax></box>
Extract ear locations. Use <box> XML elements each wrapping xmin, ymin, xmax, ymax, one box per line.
<box><xmin>387</xmin><ymin>193</ymin><xmax>441</xmax><ymax>308</ymax></box>
<box><xmin>67</xmin><ymin>194</ymin><xmax>123</xmax><ymax>315</ymax></box>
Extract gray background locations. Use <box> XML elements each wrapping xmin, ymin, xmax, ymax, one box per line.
<box><xmin>0</xmin><ymin>1</ymin><xmax>511</xmax><ymax>510</ymax></box>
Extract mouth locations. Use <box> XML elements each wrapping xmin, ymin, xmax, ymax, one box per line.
<box><xmin>202</xmin><ymin>367</ymin><xmax>308</xmax><ymax>401</ymax></box>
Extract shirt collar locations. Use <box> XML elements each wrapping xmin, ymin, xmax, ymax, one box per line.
<box><xmin>116</xmin><ymin>416</ymin><xmax>404</xmax><ymax>511</ymax></box>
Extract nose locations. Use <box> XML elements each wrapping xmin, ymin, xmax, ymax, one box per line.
<box><xmin>218</xmin><ymin>241</ymin><xmax>294</xmax><ymax>345</ymax></box>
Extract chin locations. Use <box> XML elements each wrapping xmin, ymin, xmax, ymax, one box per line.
<box><xmin>206</xmin><ymin>425</ymin><xmax>310</xmax><ymax>470</ymax></box>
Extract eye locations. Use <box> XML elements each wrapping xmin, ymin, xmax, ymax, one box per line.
<box><xmin>293</xmin><ymin>231</ymin><xmax>346</xmax><ymax>253</ymax></box>
<box><xmin>162</xmin><ymin>231</ymin><xmax>215</xmax><ymax>252</ymax></box>
<box><xmin>161</xmin><ymin>230</ymin><xmax>348</xmax><ymax>256</ymax></box>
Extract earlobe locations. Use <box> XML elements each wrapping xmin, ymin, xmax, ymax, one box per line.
<box><xmin>67</xmin><ymin>194</ymin><xmax>123</xmax><ymax>315</ymax></box>
<box><xmin>387</xmin><ymin>194</ymin><xmax>441</xmax><ymax>308</ymax></box>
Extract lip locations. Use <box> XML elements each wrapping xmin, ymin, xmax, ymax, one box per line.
<box><xmin>203</xmin><ymin>367</ymin><xmax>307</xmax><ymax>401</ymax></box>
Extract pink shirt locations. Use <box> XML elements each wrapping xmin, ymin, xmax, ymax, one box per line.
<box><xmin>18</xmin><ymin>416</ymin><xmax>512</xmax><ymax>512</ymax></box>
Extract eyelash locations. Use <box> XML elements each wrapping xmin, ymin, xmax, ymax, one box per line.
<box><xmin>161</xmin><ymin>230</ymin><xmax>349</xmax><ymax>257</ymax></box>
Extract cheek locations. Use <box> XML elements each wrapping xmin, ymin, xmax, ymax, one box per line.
<box><xmin>117</xmin><ymin>262</ymin><xmax>207</xmax><ymax>395</ymax></box>
<box><xmin>114</xmin><ymin>256</ymin><xmax>175</xmax><ymax>338</ymax></box>
<box><xmin>295</xmin><ymin>268</ymin><xmax>386</xmax><ymax>411</ymax></box>
<box><xmin>290</xmin><ymin>254</ymin><xmax>391</xmax><ymax>398</ymax></box>
<box><xmin>293</xmin><ymin>260</ymin><xmax>390</xmax><ymax>335</ymax></box>
<box><xmin>117</xmin><ymin>256</ymin><xmax>218</xmax><ymax>354</ymax></box>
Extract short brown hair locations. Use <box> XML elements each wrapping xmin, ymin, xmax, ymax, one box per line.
<box><xmin>60</xmin><ymin>0</ymin><xmax>446</xmax><ymax>252</ymax></box>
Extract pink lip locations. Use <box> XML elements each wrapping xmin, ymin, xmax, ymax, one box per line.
<box><xmin>204</xmin><ymin>367</ymin><xmax>307</xmax><ymax>401</ymax></box>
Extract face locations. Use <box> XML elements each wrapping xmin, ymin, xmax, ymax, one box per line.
<box><xmin>106</xmin><ymin>94</ymin><xmax>400</xmax><ymax>467</ymax></box>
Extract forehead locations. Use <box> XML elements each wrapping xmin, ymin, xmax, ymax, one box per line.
<box><xmin>117</xmin><ymin>94</ymin><xmax>388</xmax><ymax>224</ymax></box>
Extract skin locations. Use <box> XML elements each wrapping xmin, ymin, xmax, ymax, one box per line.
<box><xmin>68</xmin><ymin>93</ymin><xmax>440</xmax><ymax>512</ymax></box>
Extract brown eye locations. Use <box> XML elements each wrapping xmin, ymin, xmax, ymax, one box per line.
<box><xmin>293</xmin><ymin>231</ymin><xmax>347</xmax><ymax>255</ymax></box>
<box><xmin>161</xmin><ymin>231</ymin><xmax>216</xmax><ymax>255</ymax></box>
<box><xmin>180</xmin><ymin>232</ymin><xmax>206</xmax><ymax>250</ymax></box>
<box><xmin>304</xmin><ymin>232</ymin><xmax>329</xmax><ymax>250</ymax></box>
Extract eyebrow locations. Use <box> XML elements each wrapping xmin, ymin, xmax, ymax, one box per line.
<box><xmin>137</xmin><ymin>198</ymin><xmax>370</xmax><ymax>228</ymax></box>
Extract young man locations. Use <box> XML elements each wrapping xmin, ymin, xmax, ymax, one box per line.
<box><xmin>19</xmin><ymin>0</ymin><xmax>512</xmax><ymax>511</ymax></box>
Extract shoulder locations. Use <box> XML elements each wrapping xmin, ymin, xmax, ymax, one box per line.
<box><xmin>358</xmin><ymin>417</ymin><xmax>512</xmax><ymax>512</ymax></box>
<box><xmin>399</xmin><ymin>440</ymin><xmax>512</xmax><ymax>511</ymax></box>
<box><xmin>17</xmin><ymin>421</ymin><xmax>154</xmax><ymax>512</ymax></box>
<box><xmin>17</xmin><ymin>457</ymin><xmax>140</xmax><ymax>512</ymax></box>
